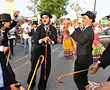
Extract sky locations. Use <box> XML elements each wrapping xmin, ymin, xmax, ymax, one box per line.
<box><xmin>0</xmin><ymin>0</ymin><xmax>110</xmax><ymax>21</ymax></box>
<box><xmin>0</xmin><ymin>0</ymin><xmax>31</xmax><ymax>16</ymax></box>
<box><xmin>67</xmin><ymin>0</ymin><xmax>110</xmax><ymax>21</ymax></box>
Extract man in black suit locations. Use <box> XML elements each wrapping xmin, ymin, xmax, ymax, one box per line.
<box><xmin>0</xmin><ymin>11</ymin><xmax>19</xmax><ymax>47</ymax></box>
<box><xmin>28</xmin><ymin>21</ymin><xmax>38</xmax><ymax>37</ymax></box>
<box><xmin>27</xmin><ymin>12</ymin><xmax>57</xmax><ymax>90</ymax></box>
<box><xmin>0</xmin><ymin>13</ymin><xmax>25</xmax><ymax>90</ymax></box>
<box><xmin>71</xmin><ymin>11</ymin><xmax>95</xmax><ymax>90</ymax></box>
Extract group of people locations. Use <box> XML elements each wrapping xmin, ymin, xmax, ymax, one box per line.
<box><xmin>58</xmin><ymin>11</ymin><xmax>110</xmax><ymax>90</ymax></box>
<box><xmin>71</xmin><ymin>11</ymin><xmax>110</xmax><ymax>90</ymax></box>
<box><xmin>1</xmin><ymin>9</ymin><xmax>110</xmax><ymax>90</ymax></box>
<box><xmin>0</xmin><ymin>11</ymin><xmax>57</xmax><ymax>90</ymax></box>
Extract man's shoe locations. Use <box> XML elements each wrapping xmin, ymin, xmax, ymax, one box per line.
<box><xmin>30</xmin><ymin>87</ymin><xmax>34</xmax><ymax>90</ymax></box>
<box><xmin>27</xmin><ymin>82</ymin><xmax>36</xmax><ymax>90</ymax></box>
<box><xmin>38</xmin><ymin>87</ymin><xmax>46</xmax><ymax>90</ymax></box>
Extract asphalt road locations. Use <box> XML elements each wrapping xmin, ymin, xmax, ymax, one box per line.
<box><xmin>9</xmin><ymin>41</ymin><xmax>110</xmax><ymax>90</ymax></box>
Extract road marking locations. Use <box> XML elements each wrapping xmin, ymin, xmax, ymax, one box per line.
<box><xmin>13</xmin><ymin>55</ymin><xmax>29</xmax><ymax>64</ymax></box>
<box><xmin>51</xmin><ymin>44</ymin><xmax>62</xmax><ymax>53</ymax></box>
<box><xmin>13</xmin><ymin>60</ymin><xmax>30</xmax><ymax>72</ymax></box>
<box><xmin>57</xmin><ymin>50</ymin><xmax>64</xmax><ymax>58</ymax></box>
<box><xmin>13</xmin><ymin>44</ymin><xmax>63</xmax><ymax>72</ymax></box>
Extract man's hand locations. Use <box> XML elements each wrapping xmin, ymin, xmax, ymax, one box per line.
<box><xmin>3</xmin><ymin>46</ymin><xmax>9</xmax><ymax>54</ymax></box>
<box><xmin>14</xmin><ymin>11</ymin><xmax>20</xmax><ymax>17</ymax></box>
<box><xmin>46</xmin><ymin>36</ymin><xmax>51</xmax><ymax>44</ymax></box>
<box><xmin>89</xmin><ymin>63</ymin><xmax>99</xmax><ymax>75</ymax></box>
<box><xmin>73</xmin><ymin>20</ymin><xmax>78</xmax><ymax>28</ymax></box>
<box><xmin>10</xmin><ymin>83</ymin><xmax>19</xmax><ymax>90</ymax></box>
<box><xmin>48</xmin><ymin>39</ymin><xmax>51</xmax><ymax>44</ymax></box>
<box><xmin>42</xmin><ymin>36</ymin><xmax>50</xmax><ymax>43</ymax></box>
<box><xmin>19</xmin><ymin>86</ymin><xmax>25</xmax><ymax>90</ymax></box>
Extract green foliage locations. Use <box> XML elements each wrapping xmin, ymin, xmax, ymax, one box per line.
<box><xmin>27</xmin><ymin>0</ymin><xmax>69</xmax><ymax>18</ymax></box>
<box><xmin>38</xmin><ymin>0</ymin><xmax>68</xmax><ymax>18</ymax></box>
<box><xmin>27</xmin><ymin>0</ymin><xmax>68</xmax><ymax>18</ymax></box>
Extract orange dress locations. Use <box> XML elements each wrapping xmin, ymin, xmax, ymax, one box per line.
<box><xmin>63</xmin><ymin>30</ymin><xmax>77</xmax><ymax>57</ymax></box>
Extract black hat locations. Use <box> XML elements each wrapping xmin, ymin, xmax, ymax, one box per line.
<box><xmin>81</xmin><ymin>11</ymin><xmax>96</xmax><ymax>22</ymax></box>
<box><xmin>32</xmin><ymin>21</ymin><xmax>38</xmax><ymax>25</ymax></box>
<box><xmin>106</xmin><ymin>15</ymin><xmax>110</xmax><ymax>19</ymax></box>
<box><xmin>41</xmin><ymin>12</ymin><xmax>52</xmax><ymax>18</ymax></box>
<box><xmin>0</xmin><ymin>14</ymin><xmax>12</xmax><ymax>22</ymax></box>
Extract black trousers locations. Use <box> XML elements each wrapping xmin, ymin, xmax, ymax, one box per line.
<box><xmin>27</xmin><ymin>47</ymin><xmax>51</xmax><ymax>90</ymax></box>
<box><xmin>74</xmin><ymin>55</ymin><xmax>93</xmax><ymax>90</ymax></box>
<box><xmin>9</xmin><ymin>39</ymin><xmax>14</xmax><ymax>56</ymax></box>
<box><xmin>0</xmin><ymin>52</ymin><xmax>16</xmax><ymax>87</ymax></box>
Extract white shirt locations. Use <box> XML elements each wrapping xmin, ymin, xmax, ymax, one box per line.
<box><xmin>39</xmin><ymin>26</ymin><xmax>54</xmax><ymax>44</ymax></box>
<box><xmin>21</xmin><ymin>23</ymin><xmax>32</xmax><ymax>39</ymax></box>
<box><xmin>0</xmin><ymin>63</ymin><xmax>4</xmax><ymax>88</ymax></box>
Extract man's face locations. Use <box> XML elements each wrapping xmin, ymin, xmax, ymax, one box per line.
<box><xmin>33</xmin><ymin>24</ymin><xmax>37</xmax><ymax>28</ymax></box>
<box><xmin>3</xmin><ymin>21</ymin><xmax>11</xmax><ymax>28</ymax></box>
<box><xmin>42</xmin><ymin>15</ymin><xmax>50</xmax><ymax>25</ymax></box>
<box><xmin>28</xmin><ymin>20</ymin><xmax>32</xmax><ymax>25</ymax></box>
<box><xmin>82</xmin><ymin>15</ymin><xmax>92</xmax><ymax>26</ymax></box>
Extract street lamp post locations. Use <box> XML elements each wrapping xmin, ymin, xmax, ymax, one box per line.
<box><xmin>94</xmin><ymin>0</ymin><xmax>96</xmax><ymax>11</ymax></box>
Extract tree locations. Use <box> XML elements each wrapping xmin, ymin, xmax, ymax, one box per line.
<box><xmin>37</xmin><ymin>0</ymin><xmax>68</xmax><ymax>18</ymax></box>
<box><xmin>27</xmin><ymin>0</ymin><xmax>39</xmax><ymax>17</ymax></box>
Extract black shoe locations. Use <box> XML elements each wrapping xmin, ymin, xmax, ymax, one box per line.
<box><xmin>27</xmin><ymin>81</ymin><xmax>36</xmax><ymax>90</ymax></box>
<box><xmin>38</xmin><ymin>88</ymin><xmax>45</xmax><ymax>90</ymax></box>
<box><xmin>38</xmin><ymin>87</ymin><xmax>46</xmax><ymax>90</ymax></box>
<box><xmin>30</xmin><ymin>87</ymin><xmax>34</xmax><ymax>90</ymax></box>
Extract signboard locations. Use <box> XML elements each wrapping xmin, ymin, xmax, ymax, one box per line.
<box><xmin>101</xmin><ymin>20</ymin><xmax>108</xmax><ymax>24</ymax></box>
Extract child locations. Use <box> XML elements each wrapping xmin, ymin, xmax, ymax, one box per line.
<box><xmin>62</xmin><ymin>27</ymin><xmax>77</xmax><ymax>58</ymax></box>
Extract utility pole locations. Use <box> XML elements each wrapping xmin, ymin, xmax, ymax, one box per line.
<box><xmin>94</xmin><ymin>0</ymin><xmax>96</xmax><ymax>11</ymax></box>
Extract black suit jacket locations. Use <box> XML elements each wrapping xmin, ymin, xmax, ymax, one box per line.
<box><xmin>2</xmin><ymin>20</ymin><xmax>17</xmax><ymax>46</ymax></box>
<box><xmin>28</xmin><ymin>28</ymin><xmax>37</xmax><ymax>36</ymax></box>
<box><xmin>32</xmin><ymin>24</ymin><xmax>57</xmax><ymax>51</ymax></box>
<box><xmin>71</xmin><ymin>25</ymin><xmax>94</xmax><ymax>65</ymax></box>
<box><xmin>99</xmin><ymin>43</ymin><xmax>110</xmax><ymax>69</ymax></box>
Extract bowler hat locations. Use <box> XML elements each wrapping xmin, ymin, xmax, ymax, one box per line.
<box><xmin>81</xmin><ymin>11</ymin><xmax>96</xmax><ymax>22</ymax></box>
<box><xmin>41</xmin><ymin>12</ymin><xmax>52</xmax><ymax>18</ymax></box>
<box><xmin>0</xmin><ymin>14</ymin><xmax>12</xmax><ymax>22</ymax></box>
<box><xmin>106</xmin><ymin>15</ymin><xmax>110</xmax><ymax>19</ymax></box>
<box><xmin>32</xmin><ymin>21</ymin><xmax>38</xmax><ymax>25</ymax></box>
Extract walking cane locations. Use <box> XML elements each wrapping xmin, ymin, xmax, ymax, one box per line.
<box><xmin>57</xmin><ymin>68</ymin><xmax>90</xmax><ymax>84</ymax></box>
<box><xmin>6</xmin><ymin>49</ymin><xmax>11</xmax><ymax>67</ymax></box>
<box><xmin>27</xmin><ymin>55</ymin><xmax>44</xmax><ymax>90</ymax></box>
<box><xmin>44</xmin><ymin>41</ymin><xmax>47</xmax><ymax>80</ymax></box>
<box><xmin>44</xmin><ymin>31</ymin><xmax>50</xmax><ymax>80</ymax></box>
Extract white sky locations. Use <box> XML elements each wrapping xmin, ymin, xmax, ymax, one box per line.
<box><xmin>67</xmin><ymin>0</ymin><xmax>110</xmax><ymax>21</ymax></box>
<box><xmin>0</xmin><ymin>0</ymin><xmax>110</xmax><ymax>21</ymax></box>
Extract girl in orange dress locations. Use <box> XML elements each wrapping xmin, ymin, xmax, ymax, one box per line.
<box><xmin>62</xmin><ymin>23</ymin><xmax>77</xmax><ymax>57</ymax></box>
